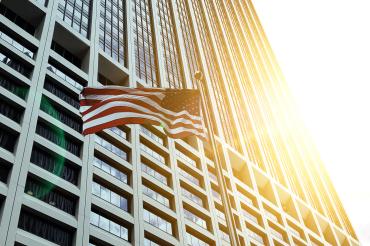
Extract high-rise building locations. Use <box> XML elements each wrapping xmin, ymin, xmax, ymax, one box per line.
<box><xmin>0</xmin><ymin>0</ymin><xmax>359</xmax><ymax>245</ymax></box>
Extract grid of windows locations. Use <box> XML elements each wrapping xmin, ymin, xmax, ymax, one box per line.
<box><xmin>90</xmin><ymin>211</ymin><xmax>129</xmax><ymax>241</ymax></box>
<box><xmin>92</xmin><ymin>181</ymin><xmax>128</xmax><ymax>211</ymax></box>
<box><xmin>44</xmin><ymin>79</ymin><xmax>80</xmax><ymax>109</ymax></box>
<box><xmin>140</xmin><ymin>126</ymin><xmax>164</xmax><ymax>145</ymax></box>
<box><xmin>142</xmin><ymin>184</ymin><xmax>170</xmax><ymax>207</ymax></box>
<box><xmin>190</xmin><ymin>0</ymin><xmax>240</xmax><ymax>150</ymax></box>
<box><xmin>57</xmin><ymin>0</ymin><xmax>91</xmax><ymax>38</ymax></box>
<box><xmin>140</xmin><ymin>143</ymin><xmax>165</xmax><ymax>164</ymax></box>
<box><xmin>51</xmin><ymin>41</ymin><xmax>82</xmax><ymax>68</ymax></box>
<box><xmin>95</xmin><ymin>135</ymin><xmax>128</xmax><ymax>160</ymax></box>
<box><xmin>93</xmin><ymin>157</ymin><xmax>128</xmax><ymax>183</ymax></box>
<box><xmin>175</xmin><ymin>0</ymin><xmax>217</xmax><ymax>131</ymax></box>
<box><xmin>143</xmin><ymin>209</ymin><xmax>172</xmax><ymax>234</ymax></box>
<box><xmin>141</xmin><ymin>162</ymin><xmax>167</xmax><ymax>185</ymax></box>
<box><xmin>99</xmin><ymin>0</ymin><xmax>126</xmax><ymax>65</ymax></box>
<box><xmin>132</xmin><ymin>0</ymin><xmax>158</xmax><ymax>86</ymax></box>
<box><xmin>179</xmin><ymin>168</ymin><xmax>200</xmax><ymax>186</ymax></box>
<box><xmin>186</xmin><ymin>232</ymin><xmax>209</xmax><ymax>246</ymax></box>
<box><xmin>0</xmin><ymin>0</ymin><xmax>359</xmax><ymax>245</ymax></box>
<box><xmin>183</xmin><ymin>209</ymin><xmax>207</xmax><ymax>229</ymax></box>
<box><xmin>156</xmin><ymin>0</ymin><xmax>184</xmax><ymax>88</ymax></box>
<box><xmin>143</xmin><ymin>238</ymin><xmax>160</xmax><ymax>246</ymax></box>
<box><xmin>175</xmin><ymin>0</ymin><xmax>199</xmax><ymax>88</ymax></box>
<box><xmin>176</xmin><ymin>149</ymin><xmax>196</xmax><ymax>167</ymax></box>
<box><xmin>30</xmin><ymin>146</ymin><xmax>79</xmax><ymax>185</ymax></box>
<box><xmin>182</xmin><ymin>187</ymin><xmax>203</xmax><ymax>207</ymax></box>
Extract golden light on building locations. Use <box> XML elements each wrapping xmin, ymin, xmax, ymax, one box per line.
<box><xmin>0</xmin><ymin>0</ymin><xmax>358</xmax><ymax>245</ymax></box>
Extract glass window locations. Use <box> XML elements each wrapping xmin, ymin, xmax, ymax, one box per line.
<box><xmin>182</xmin><ymin>188</ymin><xmax>203</xmax><ymax>207</ymax></box>
<box><xmin>90</xmin><ymin>212</ymin><xmax>99</xmax><ymax>226</ymax></box>
<box><xmin>93</xmin><ymin>157</ymin><xmax>128</xmax><ymax>183</ymax></box>
<box><xmin>95</xmin><ymin>136</ymin><xmax>128</xmax><ymax>160</ymax></box>
<box><xmin>132</xmin><ymin>0</ymin><xmax>158</xmax><ymax>86</ymax></box>
<box><xmin>100</xmin><ymin>186</ymin><xmax>110</xmax><ymax>201</ymax></box>
<box><xmin>90</xmin><ymin>211</ymin><xmax>129</xmax><ymax>241</ymax></box>
<box><xmin>140</xmin><ymin>143</ymin><xmax>165</xmax><ymax>164</ymax></box>
<box><xmin>184</xmin><ymin>209</ymin><xmax>207</xmax><ymax>229</ymax></box>
<box><xmin>57</xmin><ymin>0</ymin><xmax>91</xmax><ymax>38</ymax></box>
<box><xmin>92</xmin><ymin>181</ymin><xmax>128</xmax><ymax>212</ymax></box>
<box><xmin>142</xmin><ymin>185</ymin><xmax>170</xmax><ymax>207</ymax></box>
<box><xmin>99</xmin><ymin>216</ymin><xmax>110</xmax><ymax>231</ymax></box>
<box><xmin>143</xmin><ymin>209</ymin><xmax>172</xmax><ymax>235</ymax></box>
<box><xmin>141</xmin><ymin>163</ymin><xmax>167</xmax><ymax>185</ymax></box>
<box><xmin>110</xmin><ymin>222</ymin><xmax>121</xmax><ymax>237</ymax></box>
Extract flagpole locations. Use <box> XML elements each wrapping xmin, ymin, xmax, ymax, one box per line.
<box><xmin>194</xmin><ymin>71</ymin><xmax>240</xmax><ymax>246</ymax></box>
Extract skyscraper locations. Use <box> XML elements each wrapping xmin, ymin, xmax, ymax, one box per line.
<box><xmin>0</xmin><ymin>0</ymin><xmax>359</xmax><ymax>245</ymax></box>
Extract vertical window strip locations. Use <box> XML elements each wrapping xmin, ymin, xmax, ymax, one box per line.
<box><xmin>202</xmin><ymin>0</ymin><xmax>243</xmax><ymax>152</ymax></box>
<box><xmin>175</xmin><ymin>0</ymin><xmax>219</xmax><ymax>135</ymax></box>
<box><xmin>132</xmin><ymin>0</ymin><xmax>158</xmax><ymax>86</ymax></box>
<box><xmin>156</xmin><ymin>0</ymin><xmax>184</xmax><ymax>88</ymax></box>
<box><xmin>175</xmin><ymin>0</ymin><xmax>199</xmax><ymax>88</ymax></box>
<box><xmin>57</xmin><ymin>0</ymin><xmax>91</xmax><ymax>38</ymax></box>
<box><xmin>190</xmin><ymin>0</ymin><xmax>239</xmax><ymax>150</ymax></box>
<box><xmin>99</xmin><ymin>0</ymin><xmax>127</xmax><ymax>66</ymax></box>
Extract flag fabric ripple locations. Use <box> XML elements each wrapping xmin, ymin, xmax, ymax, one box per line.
<box><xmin>79</xmin><ymin>86</ymin><xmax>207</xmax><ymax>139</ymax></box>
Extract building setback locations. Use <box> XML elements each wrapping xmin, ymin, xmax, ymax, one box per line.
<box><xmin>0</xmin><ymin>0</ymin><xmax>359</xmax><ymax>245</ymax></box>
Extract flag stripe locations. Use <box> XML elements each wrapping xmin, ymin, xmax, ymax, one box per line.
<box><xmin>81</xmin><ymin>94</ymin><xmax>202</xmax><ymax>122</ymax></box>
<box><xmin>83</xmin><ymin>106</ymin><xmax>203</xmax><ymax>130</ymax></box>
<box><xmin>83</xmin><ymin>110</ymin><xmax>203</xmax><ymax>134</ymax></box>
<box><xmin>83</xmin><ymin>117</ymin><xmax>207</xmax><ymax>140</ymax></box>
<box><xmin>80</xmin><ymin>86</ymin><xmax>206</xmax><ymax>139</ymax></box>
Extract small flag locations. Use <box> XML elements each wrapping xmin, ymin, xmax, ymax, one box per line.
<box><xmin>80</xmin><ymin>86</ymin><xmax>207</xmax><ymax>139</ymax></box>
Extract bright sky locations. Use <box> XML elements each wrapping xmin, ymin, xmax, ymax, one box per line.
<box><xmin>251</xmin><ymin>0</ymin><xmax>370</xmax><ymax>244</ymax></box>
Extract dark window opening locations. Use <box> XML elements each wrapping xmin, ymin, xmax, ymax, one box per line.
<box><xmin>98</xmin><ymin>73</ymin><xmax>114</xmax><ymax>85</ymax></box>
<box><xmin>0</xmin><ymin>96</ymin><xmax>23</xmax><ymax>123</ymax></box>
<box><xmin>0</xmin><ymin>49</ymin><xmax>32</xmax><ymax>78</ymax></box>
<box><xmin>51</xmin><ymin>41</ymin><xmax>82</xmax><ymax>68</ymax></box>
<box><xmin>0</xmin><ymin>158</ymin><xmax>11</xmax><ymax>183</ymax></box>
<box><xmin>31</xmin><ymin>146</ymin><xmax>79</xmax><ymax>185</ymax></box>
<box><xmin>46</xmin><ymin>60</ymin><xmax>86</xmax><ymax>91</ymax></box>
<box><xmin>40</xmin><ymin>96</ymin><xmax>82</xmax><ymax>132</ymax></box>
<box><xmin>18</xmin><ymin>210</ymin><xmax>74</xmax><ymax>246</ymax></box>
<box><xmin>0</xmin><ymin>72</ymin><xmax>28</xmax><ymax>99</ymax></box>
<box><xmin>44</xmin><ymin>79</ymin><xmax>80</xmax><ymax>109</ymax></box>
<box><xmin>0</xmin><ymin>3</ymin><xmax>36</xmax><ymax>35</ymax></box>
<box><xmin>25</xmin><ymin>177</ymin><xmax>76</xmax><ymax>215</ymax></box>
<box><xmin>36</xmin><ymin>121</ymin><xmax>81</xmax><ymax>156</ymax></box>
<box><xmin>0</xmin><ymin>126</ymin><xmax>18</xmax><ymax>152</ymax></box>
<box><xmin>0</xmin><ymin>26</ymin><xmax>36</xmax><ymax>59</ymax></box>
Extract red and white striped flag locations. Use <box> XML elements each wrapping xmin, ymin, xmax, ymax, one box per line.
<box><xmin>80</xmin><ymin>86</ymin><xmax>207</xmax><ymax>139</ymax></box>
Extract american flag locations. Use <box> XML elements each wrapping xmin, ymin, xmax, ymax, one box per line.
<box><xmin>79</xmin><ymin>86</ymin><xmax>207</xmax><ymax>139</ymax></box>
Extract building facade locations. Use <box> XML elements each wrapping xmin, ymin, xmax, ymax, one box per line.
<box><xmin>0</xmin><ymin>0</ymin><xmax>359</xmax><ymax>245</ymax></box>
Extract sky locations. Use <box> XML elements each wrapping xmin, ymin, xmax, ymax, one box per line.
<box><xmin>251</xmin><ymin>0</ymin><xmax>370</xmax><ymax>244</ymax></box>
